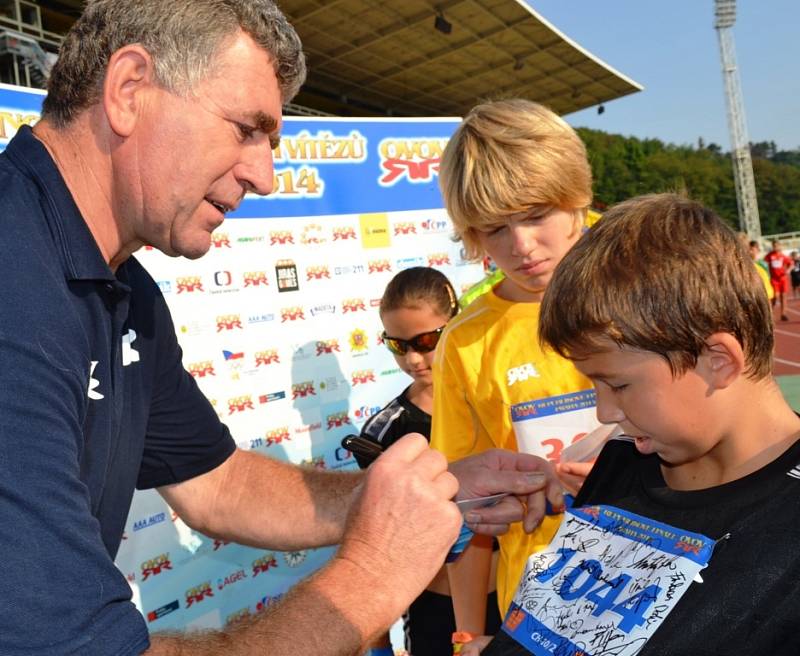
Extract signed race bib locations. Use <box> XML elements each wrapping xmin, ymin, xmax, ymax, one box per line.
<box><xmin>501</xmin><ymin>505</ymin><xmax>715</xmax><ymax>656</ymax></box>
<box><xmin>511</xmin><ymin>389</ymin><xmax>600</xmax><ymax>462</ymax></box>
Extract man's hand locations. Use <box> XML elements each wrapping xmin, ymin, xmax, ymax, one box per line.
<box><xmin>449</xmin><ymin>449</ymin><xmax>563</xmax><ymax>535</ymax></box>
<box><xmin>336</xmin><ymin>434</ymin><xmax>462</xmax><ymax>623</ymax></box>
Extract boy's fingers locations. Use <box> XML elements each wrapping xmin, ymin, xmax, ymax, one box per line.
<box><xmin>464</xmin><ymin>496</ymin><xmax>525</xmax><ymax>533</ymax></box>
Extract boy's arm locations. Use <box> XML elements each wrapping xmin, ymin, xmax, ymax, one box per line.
<box><xmin>447</xmin><ymin>534</ymin><xmax>494</xmax><ymax>637</ymax></box>
<box><xmin>432</xmin><ymin>334</ymin><xmax>496</xmax><ymax>641</ymax></box>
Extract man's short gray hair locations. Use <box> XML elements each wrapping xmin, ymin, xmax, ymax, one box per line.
<box><xmin>42</xmin><ymin>0</ymin><xmax>305</xmax><ymax>126</ymax></box>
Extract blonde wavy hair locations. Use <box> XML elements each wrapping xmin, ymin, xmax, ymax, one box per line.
<box><xmin>439</xmin><ymin>99</ymin><xmax>592</xmax><ymax>260</ymax></box>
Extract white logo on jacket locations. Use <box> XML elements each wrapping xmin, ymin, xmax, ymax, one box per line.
<box><xmin>507</xmin><ymin>362</ymin><xmax>540</xmax><ymax>386</ymax></box>
<box><xmin>88</xmin><ymin>360</ymin><xmax>104</xmax><ymax>400</ymax></box>
<box><xmin>122</xmin><ymin>329</ymin><xmax>140</xmax><ymax>366</ymax></box>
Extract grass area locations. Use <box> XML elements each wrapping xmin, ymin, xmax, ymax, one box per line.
<box><xmin>777</xmin><ymin>375</ymin><xmax>800</xmax><ymax>410</ymax></box>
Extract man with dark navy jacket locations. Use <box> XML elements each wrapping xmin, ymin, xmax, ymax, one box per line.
<box><xmin>0</xmin><ymin>2</ymin><xmax>561</xmax><ymax>654</ymax></box>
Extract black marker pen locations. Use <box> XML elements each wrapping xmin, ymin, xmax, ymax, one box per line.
<box><xmin>340</xmin><ymin>434</ymin><xmax>384</xmax><ymax>467</ymax></box>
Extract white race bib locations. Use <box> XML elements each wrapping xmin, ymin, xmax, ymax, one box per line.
<box><xmin>501</xmin><ymin>504</ymin><xmax>715</xmax><ymax>656</ymax></box>
<box><xmin>511</xmin><ymin>389</ymin><xmax>600</xmax><ymax>462</ymax></box>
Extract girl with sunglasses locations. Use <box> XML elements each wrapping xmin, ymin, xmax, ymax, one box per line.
<box><xmin>355</xmin><ymin>266</ymin><xmax>502</xmax><ymax>656</ymax></box>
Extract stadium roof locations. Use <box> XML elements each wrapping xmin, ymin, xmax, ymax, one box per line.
<box><xmin>26</xmin><ymin>0</ymin><xmax>643</xmax><ymax>117</ymax></box>
<box><xmin>283</xmin><ymin>0</ymin><xmax>642</xmax><ymax>116</ymax></box>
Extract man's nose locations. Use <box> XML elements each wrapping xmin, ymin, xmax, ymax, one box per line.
<box><xmin>234</xmin><ymin>140</ymin><xmax>275</xmax><ymax>196</ymax></box>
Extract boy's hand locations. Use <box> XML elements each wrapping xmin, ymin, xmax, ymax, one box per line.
<box><xmin>556</xmin><ymin>460</ymin><xmax>595</xmax><ymax>496</ymax></box>
<box><xmin>449</xmin><ymin>449</ymin><xmax>563</xmax><ymax>535</ymax></box>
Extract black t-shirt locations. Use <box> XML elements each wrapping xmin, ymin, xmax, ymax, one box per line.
<box><xmin>484</xmin><ymin>436</ymin><xmax>800</xmax><ymax>656</ymax></box>
<box><xmin>354</xmin><ymin>386</ymin><xmax>431</xmax><ymax>468</ymax></box>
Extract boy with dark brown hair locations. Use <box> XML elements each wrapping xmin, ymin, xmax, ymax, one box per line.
<box><xmin>485</xmin><ymin>193</ymin><xmax>800</xmax><ymax>654</ymax></box>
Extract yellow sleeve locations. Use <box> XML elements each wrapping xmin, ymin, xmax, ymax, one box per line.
<box><xmin>431</xmin><ymin>331</ymin><xmax>494</xmax><ymax>461</ymax></box>
<box><xmin>755</xmin><ymin>262</ymin><xmax>774</xmax><ymax>300</ymax></box>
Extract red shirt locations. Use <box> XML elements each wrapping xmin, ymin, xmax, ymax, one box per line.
<box><xmin>764</xmin><ymin>250</ymin><xmax>792</xmax><ymax>280</ymax></box>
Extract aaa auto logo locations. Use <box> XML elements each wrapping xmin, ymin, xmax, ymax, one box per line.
<box><xmin>281</xmin><ymin>306</ymin><xmax>305</xmax><ymax>322</ymax></box>
<box><xmin>228</xmin><ymin>395</ymin><xmax>255</xmax><ymax>414</ymax></box>
<box><xmin>351</xmin><ymin>369</ymin><xmax>377</xmax><ymax>386</ymax></box>
<box><xmin>332</xmin><ymin>226</ymin><xmax>357</xmax><ymax>241</ymax></box>
<box><xmin>211</xmin><ymin>232</ymin><xmax>231</xmax><ymax>248</ymax></box>
<box><xmin>368</xmin><ymin>259</ymin><xmax>392</xmax><ymax>273</ymax></box>
<box><xmin>187</xmin><ymin>361</ymin><xmax>215</xmax><ymax>378</ymax></box>
<box><xmin>342</xmin><ymin>298</ymin><xmax>367</xmax><ymax>313</ymax></box>
<box><xmin>428</xmin><ymin>252</ymin><xmax>451</xmax><ymax>266</ymax></box>
<box><xmin>255</xmin><ymin>350</ymin><xmax>280</xmax><ymax>366</ymax></box>
<box><xmin>252</xmin><ymin>553</ymin><xmax>279</xmax><ymax>576</ymax></box>
<box><xmin>141</xmin><ymin>553</ymin><xmax>173</xmax><ymax>581</ymax></box>
<box><xmin>378</xmin><ymin>137</ymin><xmax>446</xmax><ymax>186</ymax></box>
<box><xmin>176</xmin><ymin>276</ymin><xmax>204</xmax><ymax>293</ymax></box>
<box><xmin>316</xmin><ymin>339</ymin><xmax>341</xmax><ymax>355</ymax></box>
<box><xmin>216</xmin><ymin>314</ymin><xmax>243</xmax><ymax>331</ymax></box>
<box><xmin>306</xmin><ymin>265</ymin><xmax>331</xmax><ymax>280</ymax></box>
<box><xmin>243</xmin><ymin>271</ymin><xmax>269</xmax><ymax>287</ymax></box>
<box><xmin>185</xmin><ymin>581</ymin><xmax>214</xmax><ymax>607</ymax></box>
<box><xmin>292</xmin><ymin>381</ymin><xmax>316</xmax><ymax>399</ymax></box>
<box><xmin>266</xmin><ymin>426</ymin><xmax>291</xmax><ymax>446</ymax></box>
<box><xmin>269</xmin><ymin>230</ymin><xmax>294</xmax><ymax>245</ymax></box>
<box><xmin>326</xmin><ymin>411</ymin><xmax>351</xmax><ymax>429</ymax></box>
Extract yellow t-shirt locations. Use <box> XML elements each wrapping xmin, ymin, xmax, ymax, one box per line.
<box><xmin>431</xmin><ymin>287</ymin><xmax>594</xmax><ymax>615</ymax></box>
<box><xmin>755</xmin><ymin>261</ymin><xmax>774</xmax><ymax>300</ymax></box>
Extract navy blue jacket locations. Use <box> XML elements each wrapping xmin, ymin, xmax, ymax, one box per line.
<box><xmin>0</xmin><ymin>126</ymin><xmax>235</xmax><ymax>654</ymax></box>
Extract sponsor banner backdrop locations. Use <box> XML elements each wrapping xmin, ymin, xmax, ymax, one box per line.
<box><xmin>0</xmin><ymin>84</ymin><xmax>484</xmax><ymax>633</ymax></box>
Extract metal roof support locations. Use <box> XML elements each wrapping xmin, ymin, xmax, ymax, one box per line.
<box><xmin>0</xmin><ymin>28</ymin><xmax>52</xmax><ymax>86</ymax></box>
<box><xmin>714</xmin><ymin>0</ymin><xmax>761</xmax><ymax>239</ymax></box>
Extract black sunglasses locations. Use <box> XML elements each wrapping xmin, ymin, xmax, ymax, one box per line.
<box><xmin>381</xmin><ymin>326</ymin><xmax>446</xmax><ymax>356</ymax></box>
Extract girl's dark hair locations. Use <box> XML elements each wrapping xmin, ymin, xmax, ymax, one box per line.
<box><xmin>379</xmin><ymin>267</ymin><xmax>459</xmax><ymax>319</ymax></box>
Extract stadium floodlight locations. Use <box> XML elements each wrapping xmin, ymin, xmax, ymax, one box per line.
<box><xmin>714</xmin><ymin>0</ymin><xmax>736</xmax><ymax>28</ymax></box>
<box><xmin>714</xmin><ymin>0</ymin><xmax>761</xmax><ymax>239</ymax></box>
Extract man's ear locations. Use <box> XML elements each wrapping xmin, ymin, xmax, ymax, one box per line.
<box><xmin>103</xmin><ymin>44</ymin><xmax>155</xmax><ymax>138</ymax></box>
<box><xmin>701</xmin><ymin>332</ymin><xmax>745</xmax><ymax>389</ymax></box>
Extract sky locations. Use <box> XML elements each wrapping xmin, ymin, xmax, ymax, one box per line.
<box><xmin>525</xmin><ymin>0</ymin><xmax>799</xmax><ymax>151</ymax></box>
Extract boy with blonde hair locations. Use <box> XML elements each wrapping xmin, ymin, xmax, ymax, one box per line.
<box><xmin>485</xmin><ymin>193</ymin><xmax>800</xmax><ymax>654</ymax></box>
<box><xmin>431</xmin><ymin>99</ymin><xmax>597</xmax><ymax>653</ymax></box>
